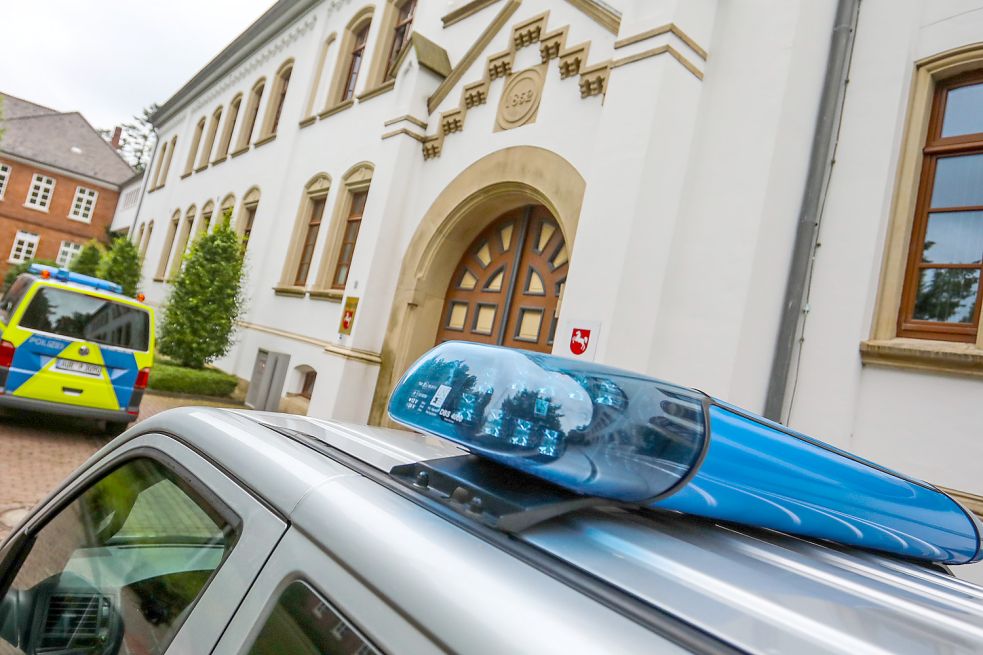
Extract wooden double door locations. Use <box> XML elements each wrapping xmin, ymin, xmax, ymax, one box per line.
<box><xmin>436</xmin><ymin>205</ymin><xmax>569</xmax><ymax>353</ymax></box>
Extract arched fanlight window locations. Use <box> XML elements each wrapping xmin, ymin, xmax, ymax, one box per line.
<box><xmin>183</xmin><ymin>118</ymin><xmax>206</xmax><ymax>176</ymax></box>
<box><xmin>261</xmin><ymin>59</ymin><xmax>294</xmax><ymax>138</ymax></box>
<box><xmin>215</xmin><ymin>94</ymin><xmax>242</xmax><ymax>161</ymax></box>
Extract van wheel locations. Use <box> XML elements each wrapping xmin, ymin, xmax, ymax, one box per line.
<box><xmin>103</xmin><ymin>420</ymin><xmax>130</xmax><ymax>436</ymax></box>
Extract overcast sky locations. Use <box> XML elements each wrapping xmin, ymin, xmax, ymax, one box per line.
<box><xmin>0</xmin><ymin>0</ymin><xmax>275</xmax><ymax>130</ymax></box>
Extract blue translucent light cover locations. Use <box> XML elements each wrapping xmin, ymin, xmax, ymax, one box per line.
<box><xmin>390</xmin><ymin>342</ymin><xmax>983</xmax><ymax>564</ymax></box>
<box><xmin>388</xmin><ymin>342</ymin><xmax>708</xmax><ymax>502</ymax></box>
<box><xmin>28</xmin><ymin>264</ymin><xmax>124</xmax><ymax>295</ymax></box>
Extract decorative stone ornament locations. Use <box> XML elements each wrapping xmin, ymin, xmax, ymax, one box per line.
<box><xmin>496</xmin><ymin>66</ymin><xmax>546</xmax><ymax>131</ymax></box>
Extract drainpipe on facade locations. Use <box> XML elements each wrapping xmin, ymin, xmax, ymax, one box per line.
<box><xmin>763</xmin><ymin>0</ymin><xmax>861</xmax><ymax>421</ymax></box>
<box><xmin>127</xmin><ymin>129</ymin><xmax>160</xmax><ymax>240</ymax></box>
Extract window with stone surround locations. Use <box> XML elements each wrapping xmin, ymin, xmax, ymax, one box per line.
<box><xmin>315</xmin><ymin>163</ymin><xmax>372</xmax><ymax>293</ymax></box>
<box><xmin>261</xmin><ymin>60</ymin><xmax>293</xmax><ymax>139</ymax></box>
<box><xmin>184</xmin><ymin>117</ymin><xmax>206</xmax><ymax>176</ymax></box>
<box><xmin>0</xmin><ymin>164</ymin><xmax>10</xmax><ymax>200</ymax></box>
<box><xmin>384</xmin><ymin>0</ymin><xmax>416</xmax><ymax>80</ymax></box>
<box><xmin>25</xmin><ymin>173</ymin><xmax>55</xmax><ymax>211</ymax></box>
<box><xmin>325</xmin><ymin>9</ymin><xmax>374</xmax><ymax>108</ymax></box>
<box><xmin>216</xmin><ymin>94</ymin><xmax>241</xmax><ymax>161</ymax></box>
<box><xmin>8</xmin><ymin>231</ymin><xmax>39</xmax><ymax>264</ymax></box>
<box><xmin>68</xmin><ymin>185</ymin><xmax>98</xmax><ymax>222</ymax></box>
<box><xmin>236</xmin><ymin>80</ymin><xmax>266</xmax><ymax>151</ymax></box>
<box><xmin>56</xmin><ymin>240</ymin><xmax>82</xmax><ymax>267</ymax></box>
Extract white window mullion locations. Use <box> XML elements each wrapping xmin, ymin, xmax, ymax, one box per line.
<box><xmin>68</xmin><ymin>186</ymin><xmax>98</xmax><ymax>222</ymax></box>
<box><xmin>8</xmin><ymin>231</ymin><xmax>40</xmax><ymax>264</ymax></box>
<box><xmin>0</xmin><ymin>164</ymin><xmax>11</xmax><ymax>200</ymax></box>
<box><xmin>24</xmin><ymin>173</ymin><xmax>55</xmax><ymax>211</ymax></box>
<box><xmin>56</xmin><ymin>241</ymin><xmax>82</xmax><ymax>267</ymax></box>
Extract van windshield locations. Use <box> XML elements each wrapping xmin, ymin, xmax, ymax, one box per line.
<box><xmin>19</xmin><ymin>286</ymin><xmax>150</xmax><ymax>351</ymax></box>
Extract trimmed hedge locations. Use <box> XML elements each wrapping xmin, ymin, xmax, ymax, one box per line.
<box><xmin>148</xmin><ymin>363</ymin><xmax>238</xmax><ymax>398</ymax></box>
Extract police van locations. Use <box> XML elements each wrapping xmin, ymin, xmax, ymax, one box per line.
<box><xmin>0</xmin><ymin>264</ymin><xmax>154</xmax><ymax>432</ymax></box>
<box><xmin>0</xmin><ymin>342</ymin><xmax>979</xmax><ymax>654</ymax></box>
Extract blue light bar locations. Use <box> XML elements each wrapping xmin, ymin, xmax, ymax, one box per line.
<box><xmin>389</xmin><ymin>342</ymin><xmax>983</xmax><ymax>565</ymax></box>
<box><xmin>29</xmin><ymin>264</ymin><xmax>123</xmax><ymax>295</ymax></box>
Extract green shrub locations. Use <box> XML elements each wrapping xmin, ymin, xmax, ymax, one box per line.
<box><xmin>159</xmin><ymin>215</ymin><xmax>244</xmax><ymax>369</ymax></box>
<box><xmin>98</xmin><ymin>236</ymin><xmax>141</xmax><ymax>296</ymax></box>
<box><xmin>70</xmin><ymin>241</ymin><xmax>104</xmax><ymax>277</ymax></box>
<box><xmin>3</xmin><ymin>258</ymin><xmax>57</xmax><ymax>291</ymax></box>
<box><xmin>147</xmin><ymin>363</ymin><xmax>238</xmax><ymax>397</ymax></box>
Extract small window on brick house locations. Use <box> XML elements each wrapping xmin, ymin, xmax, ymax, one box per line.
<box><xmin>56</xmin><ymin>241</ymin><xmax>82</xmax><ymax>267</ymax></box>
<box><xmin>25</xmin><ymin>174</ymin><xmax>55</xmax><ymax>210</ymax></box>
<box><xmin>8</xmin><ymin>231</ymin><xmax>39</xmax><ymax>264</ymax></box>
<box><xmin>0</xmin><ymin>164</ymin><xmax>11</xmax><ymax>200</ymax></box>
<box><xmin>68</xmin><ymin>186</ymin><xmax>98</xmax><ymax>222</ymax></box>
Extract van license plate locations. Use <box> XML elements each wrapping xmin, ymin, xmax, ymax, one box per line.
<box><xmin>55</xmin><ymin>359</ymin><xmax>102</xmax><ymax>376</ymax></box>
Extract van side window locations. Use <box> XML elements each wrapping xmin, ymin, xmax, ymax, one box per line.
<box><xmin>0</xmin><ymin>276</ymin><xmax>32</xmax><ymax>324</ymax></box>
<box><xmin>247</xmin><ymin>581</ymin><xmax>381</xmax><ymax>655</ymax></box>
<box><xmin>0</xmin><ymin>457</ymin><xmax>239</xmax><ymax>655</ymax></box>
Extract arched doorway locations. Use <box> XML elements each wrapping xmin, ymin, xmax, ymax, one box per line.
<box><xmin>368</xmin><ymin>146</ymin><xmax>586</xmax><ymax>425</ymax></box>
<box><xmin>436</xmin><ymin>205</ymin><xmax>568</xmax><ymax>352</ymax></box>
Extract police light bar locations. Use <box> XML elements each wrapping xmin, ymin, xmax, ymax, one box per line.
<box><xmin>389</xmin><ymin>342</ymin><xmax>983</xmax><ymax>565</ymax></box>
<box><xmin>29</xmin><ymin>264</ymin><xmax>124</xmax><ymax>295</ymax></box>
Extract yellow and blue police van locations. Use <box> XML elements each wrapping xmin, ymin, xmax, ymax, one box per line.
<box><xmin>0</xmin><ymin>264</ymin><xmax>153</xmax><ymax>431</ymax></box>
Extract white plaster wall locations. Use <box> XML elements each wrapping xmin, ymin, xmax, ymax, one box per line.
<box><xmin>790</xmin><ymin>0</ymin><xmax>983</xmax><ymax>498</ymax></box>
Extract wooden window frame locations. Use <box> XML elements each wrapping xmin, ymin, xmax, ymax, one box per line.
<box><xmin>384</xmin><ymin>0</ymin><xmax>416</xmax><ymax>80</ymax></box>
<box><xmin>331</xmin><ymin>189</ymin><xmax>368</xmax><ymax>289</ymax></box>
<box><xmin>342</xmin><ymin>23</ymin><xmax>370</xmax><ymax>103</ymax></box>
<box><xmin>25</xmin><ymin>173</ymin><xmax>55</xmax><ymax>211</ymax></box>
<box><xmin>155</xmin><ymin>211</ymin><xmax>181</xmax><ymax>280</ymax></box>
<box><xmin>236</xmin><ymin>79</ymin><xmax>266</xmax><ymax>151</ymax></box>
<box><xmin>216</xmin><ymin>95</ymin><xmax>242</xmax><ymax>161</ymax></box>
<box><xmin>324</xmin><ymin>9</ymin><xmax>375</xmax><ymax>111</ymax></box>
<box><xmin>160</xmin><ymin>136</ymin><xmax>177</xmax><ymax>187</ymax></box>
<box><xmin>68</xmin><ymin>186</ymin><xmax>98</xmax><ymax>223</ymax></box>
<box><xmin>184</xmin><ymin>118</ymin><xmax>206</xmax><ymax>176</ymax></box>
<box><xmin>314</xmin><ymin>163</ymin><xmax>373</xmax><ymax>293</ymax></box>
<box><xmin>167</xmin><ymin>206</ymin><xmax>197</xmax><ymax>281</ymax></box>
<box><xmin>261</xmin><ymin>60</ymin><xmax>294</xmax><ymax>139</ymax></box>
<box><xmin>197</xmin><ymin>106</ymin><xmax>223</xmax><ymax>170</ymax></box>
<box><xmin>8</xmin><ymin>231</ymin><xmax>39</xmax><ymax>264</ymax></box>
<box><xmin>295</xmin><ymin>196</ymin><xmax>327</xmax><ymax>286</ymax></box>
<box><xmin>898</xmin><ymin>70</ymin><xmax>983</xmax><ymax>342</ymax></box>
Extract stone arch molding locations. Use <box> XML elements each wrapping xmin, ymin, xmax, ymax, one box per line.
<box><xmin>369</xmin><ymin>145</ymin><xmax>586</xmax><ymax>424</ymax></box>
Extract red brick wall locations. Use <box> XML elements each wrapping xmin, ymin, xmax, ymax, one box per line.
<box><xmin>0</xmin><ymin>155</ymin><xmax>120</xmax><ymax>279</ymax></box>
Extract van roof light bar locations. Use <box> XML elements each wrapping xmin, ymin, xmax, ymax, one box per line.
<box><xmin>29</xmin><ymin>264</ymin><xmax>124</xmax><ymax>295</ymax></box>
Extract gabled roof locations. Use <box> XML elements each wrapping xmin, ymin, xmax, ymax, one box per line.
<box><xmin>0</xmin><ymin>97</ymin><xmax>135</xmax><ymax>186</ymax></box>
<box><xmin>1</xmin><ymin>92</ymin><xmax>59</xmax><ymax>119</ymax></box>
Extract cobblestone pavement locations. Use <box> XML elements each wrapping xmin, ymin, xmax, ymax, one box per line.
<box><xmin>0</xmin><ymin>393</ymin><xmax>239</xmax><ymax>540</ymax></box>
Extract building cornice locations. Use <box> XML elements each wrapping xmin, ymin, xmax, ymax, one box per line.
<box><xmin>152</xmin><ymin>0</ymin><xmax>323</xmax><ymax>127</ymax></box>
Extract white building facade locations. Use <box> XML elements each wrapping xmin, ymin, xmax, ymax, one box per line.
<box><xmin>131</xmin><ymin>0</ymin><xmax>983</xmax><ymax>526</ymax></box>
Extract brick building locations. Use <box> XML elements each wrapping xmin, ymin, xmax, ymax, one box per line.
<box><xmin>0</xmin><ymin>93</ymin><xmax>134</xmax><ymax>279</ymax></box>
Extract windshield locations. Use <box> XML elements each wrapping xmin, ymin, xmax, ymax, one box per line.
<box><xmin>19</xmin><ymin>286</ymin><xmax>150</xmax><ymax>351</ymax></box>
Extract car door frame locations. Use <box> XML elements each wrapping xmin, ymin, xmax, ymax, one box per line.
<box><xmin>0</xmin><ymin>431</ymin><xmax>288</xmax><ymax>653</ymax></box>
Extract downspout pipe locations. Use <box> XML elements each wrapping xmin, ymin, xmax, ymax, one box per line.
<box><xmin>763</xmin><ymin>0</ymin><xmax>861</xmax><ymax>421</ymax></box>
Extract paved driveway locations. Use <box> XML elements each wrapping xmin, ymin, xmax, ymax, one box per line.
<box><xmin>0</xmin><ymin>393</ymin><xmax>240</xmax><ymax>540</ymax></box>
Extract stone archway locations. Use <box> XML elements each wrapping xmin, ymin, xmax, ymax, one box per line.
<box><xmin>369</xmin><ymin>146</ymin><xmax>585</xmax><ymax>424</ymax></box>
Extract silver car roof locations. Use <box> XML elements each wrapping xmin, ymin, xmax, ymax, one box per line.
<box><xmin>129</xmin><ymin>408</ymin><xmax>983</xmax><ymax>654</ymax></box>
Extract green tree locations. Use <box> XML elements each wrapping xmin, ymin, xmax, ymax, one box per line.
<box><xmin>3</xmin><ymin>258</ymin><xmax>57</xmax><ymax>291</ymax></box>
<box><xmin>70</xmin><ymin>241</ymin><xmax>103</xmax><ymax>277</ymax></box>
<box><xmin>159</xmin><ymin>217</ymin><xmax>244</xmax><ymax>369</ymax></box>
<box><xmin>98</xmin><ymin>237</ymin><xmax>142</xmax><ymax>296</ymax></box>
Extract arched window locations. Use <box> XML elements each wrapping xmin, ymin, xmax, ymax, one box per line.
<box><xmin>156</xmin><ymin>210</ymin><xmax>181</xmax><ymax>281</ymax></box>
<box><xmin>316</xmin><ymin>163</ymin><xmax>373</xmax><ymax>291</ymax></box>
<box><xmin>135</xmin><ymin>223</ymin><xmax>145</xmax><ymax>249</ymax></box>
<box><xmin>220</xmin><ymin>193</ymin><xmax>236</xmax><ymax>225</ymax></box>
<box><xmin>160</xmin><ymin>136</ymin><xmax>177</xmax><ymax>186</ymax></box>
<box><xmin>899</xmin><ymin>71</ymin><xmax>983</xmax><ymax>341</ymax></box>
<box><xmin>238</xmin><ymin>187</ymin><xmax>261</xmax><ymax>251</ymax></box>
<box><xmin>140</xmin><ymin>221</ymin><xmax>154</xmax><ymax>257</ymax></box>
<box><xmin>184</xmin><ymin>118</ymin><xmax>206</xmax><ymax>176</ymax></box>
<box><xmin>197</xmin><ymin>106</ymin><xmax>223</xmax><ymax>170</ymax></box>
<box><xmin>151</xmin><ymin>141</ymin><xmax>168</xmax><ymax>190</ymax></box>
<box><xmin>384</xmin><ymin>0</ymin><xmax>415</xmax><ymax>80</ymax></box>
<box><xmin>199</xmin><ymin>200</ymin><xmax>215</xmax><ymax>236</ymax></box>
<box><xmin>236</xmin><ymin>79</ymin><xmax>266</xmax><ymax>151</ymax></box>
<box><xmin>261</xmin><ymin>60</ymin><xmax>294</xmax><ymax>139</ymax></box>
<box><xmin>279</xmin><ymin>174</ymin><xmax>331</xmax><ymax>290</ymax></box>
<box><xmin>215</xmin><ymin>94</ymin><xmax>242</xmax><ymax>161</ymax></box>
<box><xmin>167</xmin><ymin>205</ymin><xmax>197</xmax><ymax>280</ymax></box>
<box><xmin>304</xmin><ymin>34</ymin><xmax>336</xmax><ymax>120</ymax></box>
<box><xmin>326</xmin><ymin>8</ymin><xmax>374</xmax><ymax>108</ymax></box>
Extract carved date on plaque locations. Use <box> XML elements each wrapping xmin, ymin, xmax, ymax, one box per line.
<box><xmin>496</xmin><ymin>66</ymin><xmax>546</xmax><ymax>131</ymax></box>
